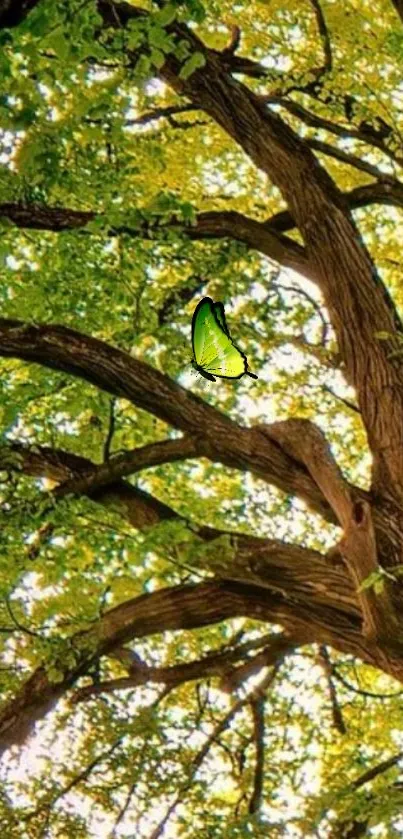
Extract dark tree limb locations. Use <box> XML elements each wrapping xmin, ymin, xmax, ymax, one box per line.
<box><xmin>71</xmin><ymin>633</ymin><xmax>296</xmax><ymax>703</ymax></box>
<box><xmin>0</xmin><ymin>578</ymin><xmax>337</xmax><ymax>756</ymax></box>
<box><xmin>332</xmin><ymin>664</ymin><xmax>403</xmax><ymax>699</ymax></box>
<box><xmin>0</xmin><ymin>203</ymin><xmax>313</xmax><ymax>281</ymax></box>
<box><xmin>0</xmin><ymin>319</ymin><xmax>352</xmax><ymax>522</ymax></box>
<box><xmin>306</xmin><ymin>138</ymin><xmax>395</xmax><ymax>179</ymax></box>
<box><xmin>1</xmin><ymin>429</ymin><xmax>403</xmax><ymax>756</ymax></box>
<box><xmin>266</xmin><ymin>96</ymin><xmax>403</xmax><ymax>166</ymax></box>
<box><xmin>103</xmin><ymin>397</ymin><xmax>116</xmax><ymax>461</ymax></box>
<box><xmin>263</xmin><ymin>176</ymin><xmax>403</xmax><ymax>232</ymax></box>
<box><xmin>326</xmin><ymin>750</ymin><xmax>403</xmax><ymax>837</ymax></box>
<box><xmin>308</xmin><ymin>0</ymin><xmax>332</xmax><ymax>79</ymax></box>
<box><xmin>53</xmin><ymin>436</ymin><xmax>200</xmax><ymax>499</ymax></box>
<box><xmin>260</xmin><ymin>420</ymin><xmax>399</xmax><ymax>642</ymax></box>
<box><xmin>318</xmin><ymin>645</ymin><xmax>347</xmax><ymax>735</ymax></box>
<box><xmin>391</xmin><ymin>0</ymin><xmax>403</xmax><ymax>25</ymax></box>
<box><xmin>350</xmin><ymin>750</ymin><xmax>403</xmax><ymax>791</ymax></box>
<box><xmin>0</xmin><ymin>0</ymin><xmax>40</xmax><ymax>29</ymax></box>
<box><xmin>122</xmin><ymin>103</ymin><xmax>202</xmax><ymax>126</ymax></box>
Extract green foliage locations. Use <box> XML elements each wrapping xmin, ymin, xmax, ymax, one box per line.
<box><xmin>0</xmin><ymin>1</ymin><xmax>402</xmax><ymax>838</ymax></box>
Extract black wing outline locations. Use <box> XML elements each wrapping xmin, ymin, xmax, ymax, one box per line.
<box><xmin>191</xmin><ymin>296</ymin><xmax>258</xmax><ymax>380</ymax></box>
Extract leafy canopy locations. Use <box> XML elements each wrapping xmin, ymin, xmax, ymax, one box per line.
<box><xmin>0</xmin><ymin>1</ymin><xmax>403</xmax><ymax>837</ymax></box>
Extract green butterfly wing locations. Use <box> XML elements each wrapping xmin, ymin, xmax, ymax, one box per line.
<box><xmin>212</xmin><ymin>302</ymin><xmax>230</xmax><ymax>337</ymax></box>
<box><xmin>191</xmin><ymin>297</ymin><xmax>258</xmax><ymax>380</ymax></box>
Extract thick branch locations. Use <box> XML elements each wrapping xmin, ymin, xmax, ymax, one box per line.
<box><xmin>133</xmin><ymin>11</ymin><xmax>403</xmax><ymax>500</ymax></box>
<box><xmin>0</xmin><ymin>441</ymin><xmax>182</xmax><ymax>530</ymax></box>
<box><xmin>329</xmin><ymin>751</ymin><xmax>403</xmax><ymax>837</ymax></box>
<box><xmin>351</xmin><ymin>750</ymin><xmax>403</xmax><ymax>790</ymax></box>
<box><xmin>0</xmin><ymin>320</ymin><xmax>351</xmax><ymax>522</ymax></box>
<box><xmin>260</xmin><ymin>420</ymin><xmax>399</xmax><ymax>642</ymax></box>
<box><xmin>72</xmin><ymin>633</ymin><xmax>295</xmax><ymax>702</ymax></box>
<box><xmin>264</xmin><ymin>179</ymin><xmax>403</xmax><ymax>233</ymax></box>
<box><xmin>0</xmin><ymin>203</ymin><xmax>313</xmax><ymax>280</ymax></box>
<box><xmin>306</xmin><ymin>138</ymin><xmax>395</xmax><ymax>180</ymax></box>
<box><xmin>53</xmin><ymin>436</ymin><xmax>199</xmax><ymax>498</ymax></box>
<box><xmin>0</xmin><ymin>575</ymin><xmax>360</xmax><ymax>756</ymax></box>
<box><xmin>1</xmin><ymin>496</ymin><xmax>393</xmax><ymax>758</ymax></box>
<box><xmin>7</xmin><ymin>435</ymin><xmax>402</xmax><ymax>654</ymax></box>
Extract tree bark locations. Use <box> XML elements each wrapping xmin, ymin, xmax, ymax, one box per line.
<box><xmin>0</xmin><ymin>318</ymin><xmax>347</xmax><ymax>522</ymax></box>
<box><xmin>97</xmin><ymin>1</ymin><xmax>403</xmax><ymax>505</ymax></box>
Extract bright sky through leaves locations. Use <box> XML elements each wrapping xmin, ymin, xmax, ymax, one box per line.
<box><xmin>1</xmin><ymin>0</ymin><xmax>403</xmax><ymax>837</ymax></box>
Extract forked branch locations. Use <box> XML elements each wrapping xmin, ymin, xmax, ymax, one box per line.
<box><xmin>259</xmin><ymin>420</ymin><xmax>399</xmax><ymax>643</ymax></box>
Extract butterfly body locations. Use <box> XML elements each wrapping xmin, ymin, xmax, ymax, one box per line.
<box><xmin>192</xmin><ymin>361</ymin><xmax>217</xmax><ymax>382</ymax></box>
<box><xmin>191</xmin><ymin>297</ymin><xmax>258</xmax><ymax>381</ymax></box>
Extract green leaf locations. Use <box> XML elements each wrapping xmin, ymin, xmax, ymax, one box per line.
<box><xmin>150</xmin><ymin>48</ymin><xmax>166</xmax><ymax>69</ymax></box>
<box><xmin>148</xmin><ymin>24</ymin><xmax>174</xmax><ymax>52</ymax></box>
<box><xmin>134</xmin><ymin>54</ymin><xmax>152</xmax><ymax>79</ymax></box>
<box><xmin>179</xmin><ymin>50</ymin><xmax>206</xmax><ymax>80</ymax></box>
<box><xmin>154</xmin><ymin>4</ymin><xmax>177</xmax><ymax>26</ymax></box>
<box><xmin>45</xmin><ymin>32</ymin><xmax>71</xmax><ymax>60</ymax></box>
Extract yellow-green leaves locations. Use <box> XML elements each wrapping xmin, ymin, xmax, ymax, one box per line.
<box><xmin>179</xmin><ymin>51</ymin><xmax>206</xmax><ymax>79</ymax></box>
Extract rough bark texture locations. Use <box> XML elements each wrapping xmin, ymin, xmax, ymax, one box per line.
<box><xmin>1</xmin><ymin>0</ymin><xmax>403</xmax><ymax>764</ymax></box>
<box><xmin>0</xmin><ymin>203</ymin><xmax>313</xmax><ymax>279</ymax></box>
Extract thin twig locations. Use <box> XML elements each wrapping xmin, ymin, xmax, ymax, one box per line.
<box><xmin>318</xmin><ymin>646</ymin><xmax>347</xmax><ymax>735</ymax></box>
<box><xmin>332</xmin><ymin>665</ymin><xmax>403</xmax><ymax>699</ymax></box>
<box><xmin>322</xmin><ymin>385</ymin><xmax>360</xmax><ymax>413</ymax></box>
<box><xmin>146</xmin><ymin>667</ymin><xmax>280</xmax><ymax>839</ymax></box>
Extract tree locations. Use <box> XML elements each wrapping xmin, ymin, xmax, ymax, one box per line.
<box><xmin>0</xmin><ymin>0</ymin><xmax>403</xmax><ymax>835</ymax></box>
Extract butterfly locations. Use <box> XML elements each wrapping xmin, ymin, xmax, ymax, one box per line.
<box><xmin>191</xmin><ymin>297</ymin><xmax>258</xmax><ymax>382</ymax></box>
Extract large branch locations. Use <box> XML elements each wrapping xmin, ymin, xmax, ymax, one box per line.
<box><xmin>5</xmin><ymin>177</ymin><xmax>403</xmax><ymax>251</ymax></box>
<box><xmin>263</xmin><ymin>179</ymin><xmax>403</xmax><ymax>234</ymax></box>
<box><xmin>8</xmin><ymin>435</ymin><xmax>402</xmax><ymax>648</ymax></box>
<box><xmin>3</xmin><ymin>436</ymin><xmax>364</xmax><ymax>622</ymax></box>
<box><xmin>0</xmin><ymin>556</ymin><xmax>385</xmax><ymax>758</ymax></box>
<box><xmin>0</xmin><ymin>443</ymin><xmax>360</xmax><ymax>628</ymax></box>
<box><xmin>1</xmin><ymin>544</ymin><xmax>401</xmax><ymax>757</ymax></box>
<box><xmin>97</xmin><ymin>1</ymin><xmax>403</xmax><ymax>502</ymax></box>
<box><xmin>260</xmin><ymin>419</ymin><xmax>399</xmax><ymax>642</ymax></box>
<box><xmin>0</xmin><ymin>580</ymin><xmax>274</xmax><ymax>753</ymax></box>
<box><xmin>0</xmin><ymin>203</ymin><xmax>313</xmax><ymax>280</ymax></box>
<box><xmin>0</xmin><ymin>318</ymin><xmax>350</xmax><ymax>522</ymax></box>
<box><xmin>53</xmin><ymin>436</ymin><xmax>199</xmax><ymax>498</ymax></box>
<box><xmin>72</xmin><ymin>633</ymin><xmax>296</xmax><ymax>702</ymax></box>
<box><xmin>3</xmin><ymin>437</ymin><xmax>403</xmax><ymax>754</ymax></box>
<box><xmin>0</xmin><ymin>441</ymin><xmax>182</xmax><ymax>531</ymax></box>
